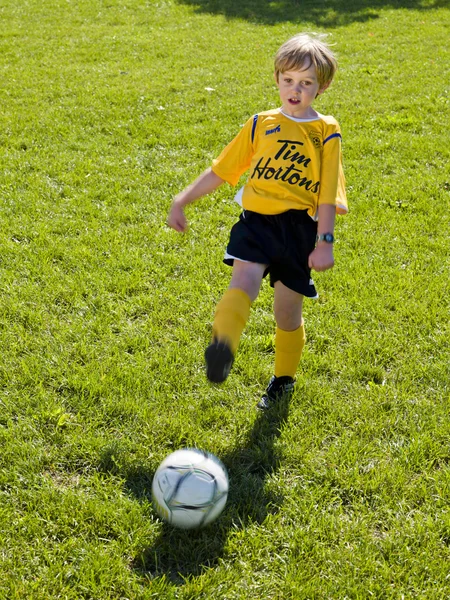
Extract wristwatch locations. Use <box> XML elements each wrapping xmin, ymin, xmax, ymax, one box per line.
<box><xmin>316</xmin><ymin>232</ymin><xmax>335</xmax><ymax>244</ymax></box>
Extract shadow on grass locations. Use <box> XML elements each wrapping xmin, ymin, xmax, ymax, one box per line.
<box><xmin>176</xmin><ymin>0</ymin><xmax>446</xmax><ymax>26</ymax></box>
<box><xmin>126</xmin><ymin>397</ymin><xmax>290</xmax><ymax>584</ymax></box>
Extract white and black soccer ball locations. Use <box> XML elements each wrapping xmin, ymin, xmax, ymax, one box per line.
<box><xmin>152</xmin><ymin>448</ymin><xmax>229</xmax><ymax>529</ymax></box>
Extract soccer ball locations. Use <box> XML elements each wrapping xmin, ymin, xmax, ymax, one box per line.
<box><xmin>152</xmin><ymin>448</ymin><xmax>229</xmax><ymax>529</ymax></box>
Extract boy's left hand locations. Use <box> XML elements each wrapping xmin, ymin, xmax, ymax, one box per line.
<box><xmin>308</xmin><ymin>244</ymin><xmax>334</xmax><ymax>272</ymax></box>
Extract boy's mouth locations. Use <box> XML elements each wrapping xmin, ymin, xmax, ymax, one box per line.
<box><xmin>289</xmin><ymin>98</ymin><xmax>300</xmax><ymax>105</ymax></box>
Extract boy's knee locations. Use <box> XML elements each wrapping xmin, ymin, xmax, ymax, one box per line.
<box><xmin>230</xmin><ymin>261</ymin><xmax>266</xmax><ymax>301</ymax></box>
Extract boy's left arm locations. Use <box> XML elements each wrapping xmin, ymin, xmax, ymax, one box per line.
<box><xmin>308</xmin><ymin>203</ymin><xmax>335</xmax><ymax>272</ymax></box>
<box><xmin>309</xmin><ymin>122</ymin><xmax>345</xmax><ymax>272</ymax></box>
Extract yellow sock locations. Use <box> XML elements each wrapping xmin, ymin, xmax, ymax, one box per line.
<box><xmin>212</xmin><ymin>288</ymin><xmax>251</xmax><ymax>354</ymax></box>
<box><xmin>274</xmin><ymin>323</ymin><xmax>306</xmax><ymax>379</ymax></box>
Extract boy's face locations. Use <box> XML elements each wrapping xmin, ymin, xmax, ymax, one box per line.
<box><xmin>275</xmin><ymin>63</ymin><xmax>330</xmax><ymax>119</ymax></box>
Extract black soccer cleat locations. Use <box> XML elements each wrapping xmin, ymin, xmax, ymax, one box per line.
<box><xmin>257</xmin><ymin>375</ymin><xmax>295</xmax><ymax>410</ymax></box>
<box><xmin>204</xmin><ymin>339</ymin><xmax>234</xmax><ymax>383</ymax></box>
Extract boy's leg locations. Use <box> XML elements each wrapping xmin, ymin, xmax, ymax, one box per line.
<box><xmin>205</xmin><ymin>260</ymin><xmax>266</xmax><ymax>383</ymax></box>
<box><xmin>258</xmin><ymin>282</ymin><xmax>304</xmax><ymax>408</ymax></box>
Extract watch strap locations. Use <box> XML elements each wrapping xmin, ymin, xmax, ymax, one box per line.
<box><xmin>316</xmin><ymin>233</ymin><xmax>335</xmax><ymax>244</ymax></box>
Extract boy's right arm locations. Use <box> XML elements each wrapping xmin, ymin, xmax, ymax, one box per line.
<box><xmin>167</xmin><ymin>168</ymin><xmax>225</xmax><ymax>233</ymax></box>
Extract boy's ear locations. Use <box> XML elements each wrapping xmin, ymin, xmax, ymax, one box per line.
<box><xmin>274</xmin><ymin>71</ymin><xmax>279</xmax><ymax>85</ymax></box>
<box><xmin>318</xmin><ymin>80</ymin><xmax>331</xmax><ymax>95</ymax></box>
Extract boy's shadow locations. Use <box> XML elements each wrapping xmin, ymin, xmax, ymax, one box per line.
<box><xmin>127</xmin><ymin>397</ymin><xmax>290</xmax><ymax>584</ymax></box>
<box><xmin>176</xmin><ymin>0</ymin><xmax>446</xmax><ymax>26</ymax></box>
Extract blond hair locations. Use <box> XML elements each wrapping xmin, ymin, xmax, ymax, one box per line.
<box><xmin>274</xmin><ymin>33</ymin><xmax>337</xmax><ymax>87</ymax></box>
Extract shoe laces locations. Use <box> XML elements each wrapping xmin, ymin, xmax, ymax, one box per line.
<box><xmin>265</xmin><ymin>376</ymin><xmax>295</xmax><ymax>400</ymax></box>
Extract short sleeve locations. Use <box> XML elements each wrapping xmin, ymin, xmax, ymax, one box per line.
<box><xmin>211</xmin><ymin>117</ymin><xmax>255</xmax><ymax>187</ymax></box>
<box><xmin>319</xmin><ymin>126</ymin><xmax>348</xmax><ymax>214</ymax></box>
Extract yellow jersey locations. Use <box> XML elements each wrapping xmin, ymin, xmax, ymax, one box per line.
<box><xmin>211</xmin><ymin>108</ymin><xmax>348</xmax><ymax>219</ymax></box>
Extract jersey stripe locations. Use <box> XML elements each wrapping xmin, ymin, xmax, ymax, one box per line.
<box><xmin>323</xmin><ymin>132</ymin><xmax>342</xmax><ymax>145</ymax></box>
<box><xmin>251</xmin><ymin>114</ymin><xmax>258</xmax><ymax>144</ymax></box>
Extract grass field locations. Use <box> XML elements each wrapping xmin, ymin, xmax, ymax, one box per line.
<box><xmin>0</xmin><ymin>0</ymin><xmax>449</xmax><ymax>598</ymax></box>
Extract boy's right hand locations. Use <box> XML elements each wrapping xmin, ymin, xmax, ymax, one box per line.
<box><xmin>166</xmin><ymin>168</ymin><xmax>224</xmax><ymax>233</ymax></box>
<box><xmin>167</xmin><ymin>201</ymin><xmax>187</xmax><ymax>233</ymax></box>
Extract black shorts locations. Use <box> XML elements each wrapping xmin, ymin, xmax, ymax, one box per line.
<box><xmin>224</xmin><ymin>209</ymin><xmax>318</xmax><ymax>298</ymax></box>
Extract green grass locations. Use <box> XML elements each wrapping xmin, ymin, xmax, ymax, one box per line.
<box><xmin>0</xmin><ymin>0</ymin><xmax>449</xmax><ymax>597</ymax></box>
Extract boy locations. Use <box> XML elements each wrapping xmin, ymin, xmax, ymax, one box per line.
<box><xmin>167</xmin><ymin>33</ymin><xmax>347</xmax><ymax>409</ymax></box>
